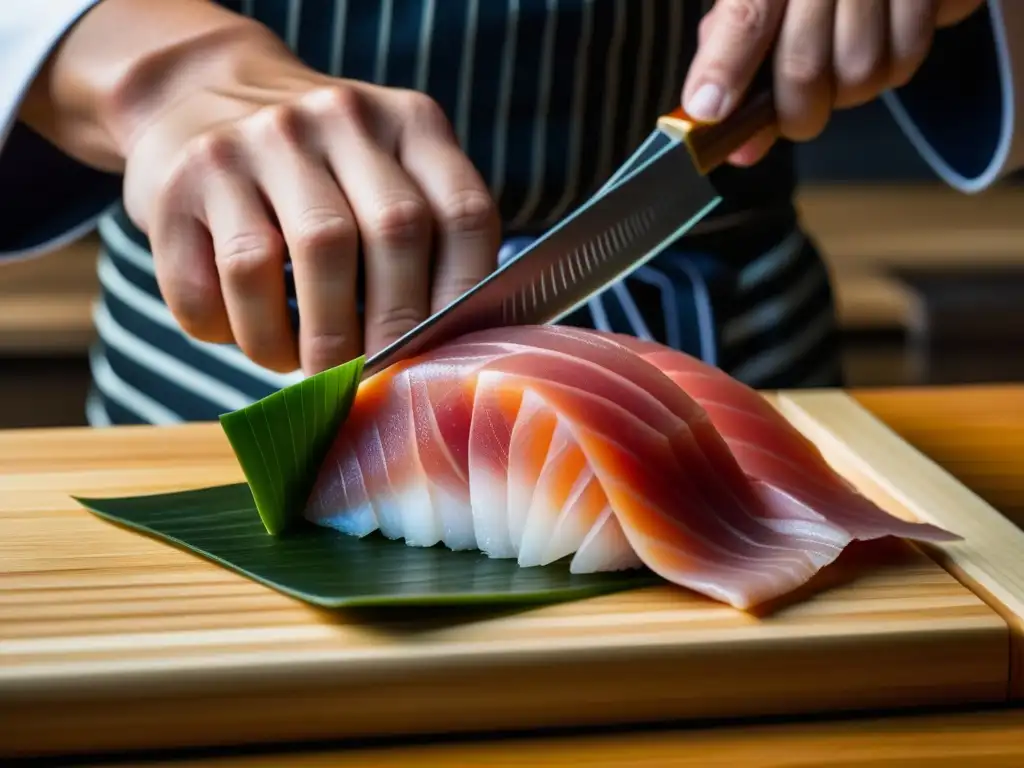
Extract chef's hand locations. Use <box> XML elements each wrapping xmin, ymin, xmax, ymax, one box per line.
<box><xmin>681</xmin><ymin>0</ymin><xmax>986</xmax><ymax>166</ymax></box>
<box><xmin>120</xmin><ymin>24</ymin><xmax>499</xmax><ymax>376</ymax></box>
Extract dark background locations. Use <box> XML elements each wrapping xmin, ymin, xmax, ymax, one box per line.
<box><xmin>797</xmin><ymin>99</ymin><xmax>937</xmax><ymax>182</ymax></box>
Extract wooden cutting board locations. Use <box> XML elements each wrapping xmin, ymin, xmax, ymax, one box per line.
<box><xmin>1</xmin><ymin>391</ymin><xmax>1022</xmax><ymax>759</ymax></box>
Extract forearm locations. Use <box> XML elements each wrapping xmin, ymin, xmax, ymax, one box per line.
<box><xmin>17</xmin><ymin>0</ymin><xmax>280</xmax><ymax>173</ymax></box>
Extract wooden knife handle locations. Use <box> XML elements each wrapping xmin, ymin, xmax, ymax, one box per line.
<box><xmin>657</xmin><ymin>65</ymin><xmax>776</xmax><ymax>176</ymax></box>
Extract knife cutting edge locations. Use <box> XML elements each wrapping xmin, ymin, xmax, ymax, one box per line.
<box><xmin>360</xmin><ymin>75</ymin><xmax>777</xmax><ymax>381</ymax></box>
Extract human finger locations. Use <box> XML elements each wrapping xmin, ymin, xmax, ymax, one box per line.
<box><xmin>243</xmin><ymin>104</ymin><xmax>362</xmax><ymax>375</ymax></box>
<box><xmin>150</xmin><ymin>209</ymin><xmax>233</xmax><ymax>346</ymax></box>
<box><xmin>888</xmin><ymin>0</ymin><xmax>939</xmax><ymax>88</ymax></box>
<box><xmin>936</xmin><ymin>0</ymin><xmax>985</xmax><ymax>27</ymax></box>
<box><xmin>833</xmin><ymin>0</ymin><xmax>890</xmax><ymax>110</ymax></box>
<box><xmin>196</xmin><ymin>135</ymin><xmax>296</xmax><ymax>372</ymax></box>
<box><xmin>390</xmin><ymin>90</ymin><xmax>500</xmax><ymax>313</ymax></box>
<box><xmin>310</xmin><ymin>87</ymin><xmax>434</xmax><ymax>357</ymax></box>
<box><xmin>144</xmin><ymin>140</ymin><xmax>235</xmax><ymax>345</ymax></box>
<box><xmin>727</xmin><ymin>125</ymin><xmax>779</xmax><ymax>166</ymax></box>
<box><xmin>682</xmin><ymin>0</ymin><xmax>787</xmax><ymax>122</ymax></box>
<box><xmin>773</xmin><ymin>0</ymin><xmax>836</xmax><ymax>141</ymax></box>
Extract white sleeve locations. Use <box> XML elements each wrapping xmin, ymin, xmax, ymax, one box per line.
<box><xmin>0</xmin><ymin>0</ymin><xmax>118</xmax><ymax>261</ymax></box>
<box><xmin>0</xmin><ymin>0</ymin><xmax>106</xmax><ymax>150</ymax></box>
<box><xmin>882</xmin><ymin>0</ymin><xmax>1024</xmax><ymax>193</ymax></box>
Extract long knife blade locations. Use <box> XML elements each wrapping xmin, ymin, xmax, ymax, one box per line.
<box><xmin>361</xmin><ymin>139</ymin><xmax>718</xmax><ymax>379</ymax></box>
<box><xmin>361</xmin><ymin>80</ymin><xmax>776</xmax><ymax>380</ymax></box>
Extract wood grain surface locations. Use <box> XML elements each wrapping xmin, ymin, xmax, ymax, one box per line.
<box><xmin>104</xmin><ymin>385</ymin><xmax>1024</xmax><ymax>767</ymax></box>
<box><xmin>795</xmin><ymin>184</ymin><xmax>1024</xmax><ymax>269</ymax></box>
<box><xmin>855</xmin><ymin>387</ymin><xmax>1024</xmax><ymax>530</ymax></box>
<box><xmin>0</xmin><ymin>234</ymin><xmax>99</xmax><ymax>355</ymax></box>
<box><xmin>856</xmin><ymin>386</ymin><xmax>1024</xmax><ymax>701</ymax></box>
<box><xmin>0</xmin><ymin>394</ymin><xmax>1013</xmax><ymax>759</ymax></box>
<box><xmin>780</xmin><ymin>390</ymin><xmax>1024</xmax><ymax>699</ymax></box>
<box><xmin>147</xmin><ymin>710</ymin><xmax>1024</xmax><ymax>768</ymax></box>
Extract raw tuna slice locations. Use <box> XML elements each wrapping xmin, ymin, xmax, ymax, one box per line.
<box><xmin>304</xmin><ymin>325</ymin><xmax>957</xmax><ymax>610</ymax></box>
<box><xmin>606</xmin><ymin>333</ymin><xmax>957</xmax><ymax>544</ymax></box>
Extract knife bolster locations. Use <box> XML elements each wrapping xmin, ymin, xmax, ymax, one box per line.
<box><xmin>658</xmin><ymin>76</ymin><xmax>776</xmax><ymax>176</ymax></box>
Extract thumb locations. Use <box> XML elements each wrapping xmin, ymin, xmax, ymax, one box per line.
<box><xmin>682</xmin><ymin>0</ymin><xmax>785</xmax><ymax>123</ymax></box>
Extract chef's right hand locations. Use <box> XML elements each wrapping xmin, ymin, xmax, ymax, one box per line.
<box><xmin>121</xmin><ymin>25</ymin><xmax>500</xmax><ymax>376</ymax></box>
<box><xmin>682</xmin><ymin>0</ymin><xmax>986</xmax><ymax>167</ymax></box>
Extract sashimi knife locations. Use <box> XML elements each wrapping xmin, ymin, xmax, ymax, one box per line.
<box><xmin>361</xmin><ymin>80</ymin><xmax>776</xmax><ymax>380</ymax></box>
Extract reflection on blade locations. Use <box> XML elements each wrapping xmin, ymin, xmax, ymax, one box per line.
<box><xmin>499</xmin><ymin>205</ymin><xmax>658</xmax><ymax>325</ymax></box>
<box><xmin>362</xmin><ymin>137</ymin><xmax>721</xmax><ymax>380</ymax></box>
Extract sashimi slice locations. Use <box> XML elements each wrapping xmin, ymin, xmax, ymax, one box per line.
<box><xmin>606</xmin><ymin>332</ymin><xmax>960</xmax><ymax>544</ymax></box>
<box><xmin>304</xmin><ymin>325</ymin><xmax>958</xmax><ymax>610</ymax></box>
<box><xmin>571</xmin><ymin>507</ymin><xmax>644</xmax><ymax>574</ymax></box>
<box><xmin>506</xmin><ymin>390</ymin><xmax>558</xmax><ymax>549</ymax></box>
<box><xmin>518</xmin><ymin>418</ymin><xmax>590</xmax><ymax>567</ymax></box>
<box><xmin>466</xmin><ymin>371</ymin><xmax>519</xmax><ymax>558</ymax></box>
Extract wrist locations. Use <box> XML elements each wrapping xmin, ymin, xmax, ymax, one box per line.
<box><xmin>19</xmin><ymin>0</ymin><xmax>290</xmax><ymax>172</ymax></box>
<box><xmin>105</xmin><ymin>20</ymin><xmax>293</xmax><ymax>162</ymax></box>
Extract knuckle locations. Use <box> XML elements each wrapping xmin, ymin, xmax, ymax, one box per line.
<box><xmin>215</xmin><ymin>231</ymin><xmax>281</xmax><ymax>285</ymax></box>
<box><xmin>400</xmin><ymin>91</ymin><xmax>451</xmax><ymax>132</ymax></box>
<box><xmin>183</xmin><ymin>130</ymin><xmax>240</xmax><ymax>172</ymax></box>
<box><xmin>777</xmin><ymin>52</ymin><xmax>828</xmax><ymax>89</ymax></box>
<box><xmin>371</xmin><ymin>198</ymin><xmax>431</xmax><ymax>244</ymax></box>
<box><xmin>293</xmin><ymin>208</ymin><xmax>358</xmax><ymax>256</ymax></box>
<box><xmin>436</xmin><ymin>274</ymin><xmax>483</xmax><ymax>304</ymax></box>
<box><xmin>835</xmin><ymin>46</ymin><xmax>887</xmax><ymax>92</ymax></box>
<box><xmin>161</xmin><ymin>279</ymin><xmax>228</xmax><ymax>341</ymax></box>
<box><xmin>304</xmin><ymin>332</ymin><xmax>358</xmax><ymax>370</ymax></box>
<box><xmin>718</xmin><ymin>0</ymin><xmax>770</xmax><ymax>36</ymax></box>
<box><xmin>438</xmin><ymin>189</ymin><xmax>498</xmax><ymax>235</ymax></box>
<box><xmin>304</xmin><ymin>84</ymin><xmax>366</xmax><ymax>125</ymax></box>
<box><xmin>247</xmin><ymin>103</ymin><xmax>305</xmax><ymax>143</ymax></box>
<box><xmin>372</xmin><ymin>305</ymin><xmax>425</xmax><ymax>341</ymax></box>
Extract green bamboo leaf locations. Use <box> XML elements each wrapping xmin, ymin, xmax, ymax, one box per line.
<box><xmin>75</xmin><ymin>484</ymin><xmax>661</xmax><ymax>607</ymax></box>
<box><xmin>77</xmin><ymin>352</ymin><xmax>659</xmax><ymax>607</ymax></box>
<box><xmin>218</xmin><ymin>356</ymin><xmax>365</xmax><ymax>535</ymax></box>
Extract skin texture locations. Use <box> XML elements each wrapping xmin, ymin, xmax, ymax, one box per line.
<box><xmin>682</xmin><ymin>0</ymin><xmax>987</xmax><ymax>166</ymax></box>
<box><xmin>19</xmin><ymin>0</ymin><xmax>500</xmax><ymax>376</ymax></box>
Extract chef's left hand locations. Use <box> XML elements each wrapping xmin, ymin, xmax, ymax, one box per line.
<box><xmin>681</xmin><ymin>0</ymin><xmax>986</xmax><ymax>166</ymax></box>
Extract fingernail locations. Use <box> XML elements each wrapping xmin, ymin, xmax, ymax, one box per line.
<box><xmin>685</xmin><ymin>83</ymin><xmax>727</xmax><ymax>122</ymax></box>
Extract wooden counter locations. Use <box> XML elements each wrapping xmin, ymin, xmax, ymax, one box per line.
<box><xmin>1</xmin><ymin>385</ymin><xmax>1024</xmax><ymax>765</ymax></box>
<box><xmin>149</xmin><ymin>709</ymin><xmax>1024</xmax><ymax>767</ymax></box>
<box><xmin>857</xmin><ymin>386</ymin><xmax>1024</xmax><ymax>529</ymax></box>
<box><xmin>143</xmin><ymin>386</ymin><xmax>1024</xmax><ymax>766</ymax></box>
<box><xmin>0</xmin><ymin>233</ymin><xmax>99</xmax><ymax>356</ymax></box>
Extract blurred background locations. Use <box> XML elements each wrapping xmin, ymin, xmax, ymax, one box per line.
<box><xmin>3</xmin><ymin>74</ymin><xmax>1024</xmax><ymax>432</ymax></box>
